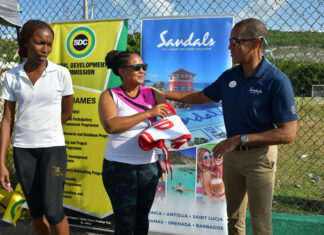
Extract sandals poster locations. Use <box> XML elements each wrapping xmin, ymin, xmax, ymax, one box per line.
<box><xmin>142</xmin><ymin>15</ymin><xmax>234</xmax><ymax>235</ymax></box>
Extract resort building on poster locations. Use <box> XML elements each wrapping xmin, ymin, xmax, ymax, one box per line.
<box><xmin>168</xmin><ymin>68</ymin><xmax>196</xmax><ymax>109</ymax></box>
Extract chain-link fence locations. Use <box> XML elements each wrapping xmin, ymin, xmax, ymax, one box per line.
<box><xmin>0</xmin><ymin>0</ymin><xmax>323</xmax><ymax>216</ymax></box>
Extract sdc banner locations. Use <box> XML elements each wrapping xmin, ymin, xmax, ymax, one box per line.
<box><xmin>48</xmin><ymin>19</ymin><xmax>128</xmax><ymax>231</ymax></box>
<box><xmin>142</xmin><ymin>16</ymin><xmax>234</xmax><ymax>235</ymax></box>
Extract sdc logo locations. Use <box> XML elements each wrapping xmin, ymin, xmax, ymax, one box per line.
<box><xmin>66</xmin><ymin>26</ymin><xmax>96</xmax><ymax>59</ymax></box>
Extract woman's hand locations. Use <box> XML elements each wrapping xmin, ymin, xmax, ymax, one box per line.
<box><xmin>0</xmin><ymin>100</ymin><xmax>15</xmax><ymax>192</ymax></box>
<box><xmin>147</xmin><ymin>103</ymin><xmax>169</xmax><ymax>118</ymax></box>
<box><xmin>0</xmin><ymin>165</ymin><xmax>13</xmax><ymax>192</ymax></box>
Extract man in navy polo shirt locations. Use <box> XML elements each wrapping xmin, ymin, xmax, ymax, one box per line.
<box><xmin>157</xmin><ymin>18</ymin><xmax>298</xmax><ymax>235</ymax></box>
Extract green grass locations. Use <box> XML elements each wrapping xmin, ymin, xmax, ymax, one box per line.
<box><xmin>274</xmin><ymin>97</ymin><xmax>324</xmax><ymax>215</ymax></box>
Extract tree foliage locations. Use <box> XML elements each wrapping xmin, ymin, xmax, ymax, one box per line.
<box><xmin>276</xmin><ymin>59</ymin><xmax>324</xmax><ymax>96</ymax></box>
<box><xmin>267</xmin><ymin>30</ymin><xmax>324</xmax><ymax>49</ymax></box>
<box><xmin>0</xmin><ymin>39</ymin><xmax>19</xmax><ymax>63</ymax></box>
<box><xmin>127</xmin><ymin>32</ymin><xmax>141</xmax><ymax>54</ymax></box>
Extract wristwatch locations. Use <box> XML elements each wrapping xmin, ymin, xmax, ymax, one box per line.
<box><xmin>240</xmin><ymin>134</ymin><xmax>248</xmax><ymax>146</ymax></box>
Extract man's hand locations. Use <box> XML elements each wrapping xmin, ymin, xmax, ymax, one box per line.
<box><xmin>212</xmin><ymin>135</ymin><xmax>240</xmax><ymax>159</ymax></box>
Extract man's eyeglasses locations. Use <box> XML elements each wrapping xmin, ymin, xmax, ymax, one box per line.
<box><xmin>229</xmin><ymin>36</ymin><xmax>275</xmax><ymax>65</ymax></box>
<box><xmin>229</xmin><ymin>37</ymin><xmax>257</xmax><ymax>46</ymax></box>
<box><xmin>121</xmin><ymin>63</ymin><xmax>148</xmax><ymax>71</ymax></box>
<box><xmin>203</xmin><ymin>155</ymin><xmax>213</xmax><ymax>160</ymax></box>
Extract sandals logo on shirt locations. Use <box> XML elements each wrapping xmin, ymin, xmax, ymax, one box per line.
<box><xmin>66</xmin><ymin>26</ymin><xmax>96</xmax><ymax>59</ymax></box>
<box><xmin>249</xmin><ymin>87</ymin><xmax>263</xmax><ymax>95</ymax></box>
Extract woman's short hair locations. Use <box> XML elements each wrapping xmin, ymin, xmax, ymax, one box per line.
<box><xmin>18</xmin><ymin>20</ymin><xmax>54</xmax><ymax>58</ymax></box>
<box><xmin>105</xmin><ymin>50</ymin><xmax>138</xmax><ymax>76</ymax></box>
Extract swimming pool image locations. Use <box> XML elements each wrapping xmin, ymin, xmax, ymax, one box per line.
<box><xmin>175</xmin><ymin>102</ymin><xmax>226</xmax><ymax>145</ymax></box>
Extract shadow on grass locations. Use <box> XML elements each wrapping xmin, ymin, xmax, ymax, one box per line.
<box><xmin>273</xmin><ymin>195</ymin><xmax>324</xmax><ymax>215</ymax></box>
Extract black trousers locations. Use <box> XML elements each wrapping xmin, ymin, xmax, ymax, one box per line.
<box><xmin>102</xmin><ymin>159</ymin><xmax>161</xmax><ymax>235</ymax></box>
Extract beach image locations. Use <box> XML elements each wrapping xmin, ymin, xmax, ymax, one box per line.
<box><xmin>165</xmin><ymin>147</ymin><xmax>196</xmax><ymax>201</ymax></box>
<box><xmin>167</xmin><ymin>165</ymin><xmax>196</xmax><ymax>201</ymax></box>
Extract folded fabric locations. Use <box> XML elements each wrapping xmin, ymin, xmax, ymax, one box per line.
<box><xmin>138</xmin><ymin>102</ymin><xmax>191</xmax><ymax>179</ymax></box>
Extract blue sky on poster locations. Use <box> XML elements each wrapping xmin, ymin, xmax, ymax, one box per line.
<box><xmin>177</xmin><ymin>147</ymin><xmax>196</xmax><ymax>159</ymax></box>
<box><xmin>17</xmin><ymin>0</ymin><xmax>323</xmax><ymax>32</ymax></box>
<box><xmin>142</xmin><ymin>17</ymin><xmax>233</xmax><ymax>83</ymax></box>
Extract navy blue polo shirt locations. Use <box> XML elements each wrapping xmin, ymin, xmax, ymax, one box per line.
<box><xmin>203</xmin><ymin>57</ymin><xmax>298</xmax><ymax>138</ymax></box>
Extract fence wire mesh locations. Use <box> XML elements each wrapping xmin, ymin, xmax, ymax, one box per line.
<box><xmin>0</xmin><ymin>0</ymin><xmax>323</xmax><ymax>216</ymax></box>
